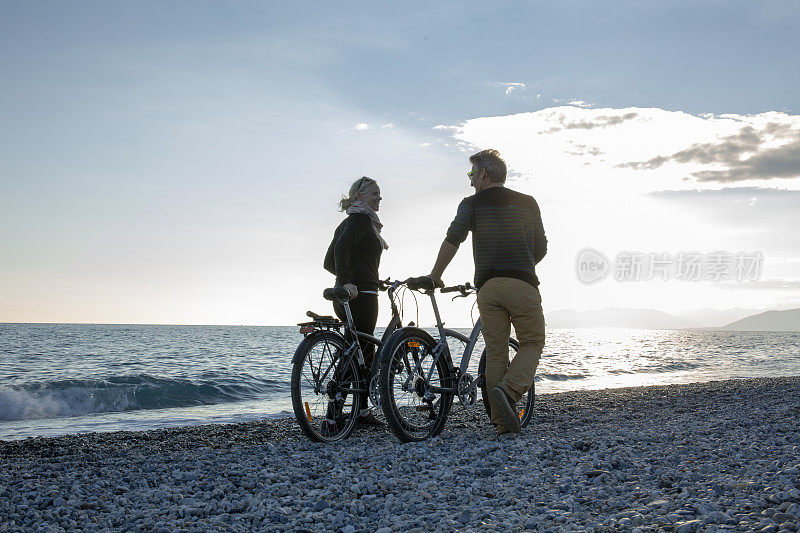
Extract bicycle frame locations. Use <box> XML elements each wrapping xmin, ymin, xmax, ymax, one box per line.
<box><xmin>452</xmin><ymin>317</ymin><xmax>483</xmax><ymax>375</ymax></box>
<box><xmin>387</xmin><ymin>286</ymin><xmax>484</xmax><ymax>396</ymax></box>
<box><xmin>376</xmin><ymin>279</ymin><xmax>535</xmax><ymax>440</ymax></box>
<box><xmin>295</xmin><ymin>279</ymin><xmax>405</xmax><ymax>393</ymax></box>
<box><xmin>413</xmin><ymin>290</ymin><xmax>478</xmax><ymax>394</ymax></box>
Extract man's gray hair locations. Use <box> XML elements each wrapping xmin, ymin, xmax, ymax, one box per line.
<box><xmin>469</xmin><ymin>149</ymin><xmax>507</xmax><ymax>183</ymax></box>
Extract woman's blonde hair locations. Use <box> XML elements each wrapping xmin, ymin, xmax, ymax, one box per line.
<box><xmin>339</xmin><ymin>176</ymin><xmax>376</xmax><ymax>211</ymax></box>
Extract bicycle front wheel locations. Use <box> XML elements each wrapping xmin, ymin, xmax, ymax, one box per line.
<box><xmin>379</xmin><ymin>328</ymin><xmax>454</xmax><ymax>442</ymax></box>
<box><xmin>291</xmin><ymin>331</ymin><xmax>363</xmax><ymax>442</ymax></box>
<box><xmin>478</xmin><ymin>338</ymin><xmax>535</xmax><ymax>428</ymax></box>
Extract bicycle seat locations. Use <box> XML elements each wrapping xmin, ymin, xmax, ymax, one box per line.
<box><xmin>405</xmin><ymin>276</ymin><xmax>435</xmax><ymax>291</ymax></box>
<box><xmin>306</xmin><ymin>311</ymin><xmax>336</xmax><ymax>321</ymax></box>
<box><xmin>323</xmin><ymin>287</ymin><xmax>351</xmax><ymax>302</ymax></box>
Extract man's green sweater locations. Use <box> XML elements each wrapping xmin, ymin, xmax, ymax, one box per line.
<box><xmin>445</xmin><ymin>186</ymin><xmax>547</xmax><ymax>290</ymax></box>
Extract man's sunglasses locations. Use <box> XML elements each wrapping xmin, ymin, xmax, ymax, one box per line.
<box><xmin>467</xmin><ymin>169</ymin><xmax>480</xmax><ymax>180</ymax></box>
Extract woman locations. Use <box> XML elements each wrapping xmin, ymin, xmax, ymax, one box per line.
<box><xmin>323</xmin><ymin>176</ymin><xmax>388</xmax><ymax>428</ymax></box>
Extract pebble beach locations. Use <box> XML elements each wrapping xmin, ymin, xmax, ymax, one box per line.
<box><xmin>2</xmin><ymin>377</ymin><xmax>799</xmax><ymax>532</ymax></box>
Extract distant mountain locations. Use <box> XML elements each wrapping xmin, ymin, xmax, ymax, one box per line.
<box><xmin>546</xmin><ymin>308</ymin><xmax>698</xmax><ymax>330</ymax></box>
<box><xmin>678</xmin><ymin>307</ymin><xmax>767</xmax><ymax>328</ymax></box>
<box><xmin>721</xmin><ymin>308</ymin><xmax>800</xmax><ymax>331</ymax></box>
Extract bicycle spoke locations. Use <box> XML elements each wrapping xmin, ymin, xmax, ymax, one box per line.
<box><xmin>316</xmin><ymin>341</ymin><xmax>335</xmax><ymax>379</ymax></box>
<box><xmin>292</xmin><ymin>332</ymin><xmax>365</xmax><ymax>442</ymax></box>
<box><xmin>305</xmin><ymin>352</ymin><xmax>320</xmax><ymax>385</ymax></box>
<box><xmin>385</xmin><ymin>337</ymin><xmax>447</xmax><ymax>435</ymax></box>
<box><xmin>318</xmin><ymin>350</ymin><xmax>342</xmax><ymax>384</ymax></box>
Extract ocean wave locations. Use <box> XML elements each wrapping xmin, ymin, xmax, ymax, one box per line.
<box><xmin>607</xmin><ymin>361</ymin><xmax>701</xmax><ymax>375</ymax></box>
<box><xmin>536</xmin><ymin>373</ymin><xmax>588</xmax><ymax>382</ymax></box>
<box><xmin>0</xmin><ymin>373</ymin><xmax>288</xmax><ymax>422</ymax></box>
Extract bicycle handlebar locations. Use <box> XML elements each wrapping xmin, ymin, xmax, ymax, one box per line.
<box><xmin>378</xmin><ymin>278</ymin><xmax>402</xmax><ymax>291</ymax></box>
<box><xmin>441</xmin><ymin>282</ymin><xmax>474</xmax><ymax>296</ymax></box>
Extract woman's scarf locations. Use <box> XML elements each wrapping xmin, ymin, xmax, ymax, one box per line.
<box><xmin>346</xmin><ymin>201</ymin><xmax>389</xmax><ymax>250</ymax></box>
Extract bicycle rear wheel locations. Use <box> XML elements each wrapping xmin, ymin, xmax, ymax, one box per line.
<box><xmin>379</xmin><ymin>328</ymin><xmax>454</xmax><ymax>442</ymax></box>
<box><xmin>478</xmin><ymin>338</ymin><xmax>535</xmax><ymax>428</ymax></box>
<box><xmin>291</xmin><ymin>331</ymin><xmax>363</xmax><ymax>442</ymax></box>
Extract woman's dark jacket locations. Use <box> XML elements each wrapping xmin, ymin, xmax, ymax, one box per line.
<box><xmin>324</xmin><ymin>213</ymin><xmax>383</xmax><ymax>292</ymax></box>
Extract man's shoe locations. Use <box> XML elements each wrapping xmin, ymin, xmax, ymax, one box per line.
<box><xmin>490</xmin><ymin>386</ymin><xmax>520</xmax><ymax>435</ymax></box>
<box><xmin>356</xmin><ymin>411</ymin><xmax>385</xmax><ymax>429</ymax></box>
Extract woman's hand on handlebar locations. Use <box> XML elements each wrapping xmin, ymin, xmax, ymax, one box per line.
<box><xmin>379</xmin><ymin>278</ymin><xmax>397</xmax><ymax>291</ymax></box>
<box><xmin>343</xmin><ymin>283</ymin><xmax>358</xmax><ymax>298</ymax></box>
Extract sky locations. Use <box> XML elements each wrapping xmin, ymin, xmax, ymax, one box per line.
<box><xmin>1</xmin><ymin>1</ymin><xmax>799</xmax><ymax>326</ymax></box>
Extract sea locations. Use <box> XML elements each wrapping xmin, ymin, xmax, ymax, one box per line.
<box><xmin>1</xmin><ymin>323</ymin><xmax>799</xmax><ymax>441</ymax></box>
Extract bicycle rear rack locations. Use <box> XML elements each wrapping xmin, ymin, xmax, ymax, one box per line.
<box><xmin>297</xmin><ymin>315</ymin><xmax>343</xmax><ymax>336</ymax></box>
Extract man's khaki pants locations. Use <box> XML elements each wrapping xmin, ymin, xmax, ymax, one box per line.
<box><xmin>477</xmin><ymin>277</ymin><xmax>545</xmax><ymax>426</ymax></box>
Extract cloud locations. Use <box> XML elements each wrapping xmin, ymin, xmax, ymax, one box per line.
<box><xmin>648</xmin><ymin>186</ymin><xmax>800</xmax><ymax>199</ymax></box>
<box><xmin>568</xmin><ymin>100</ymin><xmax>592</xmax><ymax>108</ymax></box>
<box><xmin>647</xmin><ymin>186</ymin><xmax>800</xmax><ymax>223</ymax></box>
<box><xmin>447</xmin><ymin>105</ymin><xmax>800</xmax><ymax>199</ymax></box>
<box><xmin>505</xmin><ymin>82</ymin><xmax>525</xmax><ymax>96</ymax></box>
<box><xmin>565</xmin><ymin>143</ymin><xmax>604</xmax><ymax>157</ymax></box>
<box><xmin>354</xmin><ymin>122</ymin><xmax>370</xmax><ymax>130</ymax></box>
<box><xmin>541</xmin><ymin>111</ymin><xmax>639</xmax><ymax>134</ymax></box>
<box><xmin>619</xmin><ymin>122</ymin><xmax>800</xmax><ymax>183</ymax></box>
<box><xmin>496</xmin><ymin>82</ymin><xmax>525</xmax><ymax>96</ymax></box>
<box><xmin>646</xmin><ymin>187</ymin><xmax>800</xmax><ymax>254</ymax></box>
<box><xmin>442</xmin><ymin>105</ymin><xmax>800</xmax><ymax>313</ymax></box>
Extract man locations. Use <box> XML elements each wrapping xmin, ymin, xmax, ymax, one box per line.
<box><xmin>428</xmin><ymin>149</ymin><xmax>547</xmax><ymax>436</ymax></box>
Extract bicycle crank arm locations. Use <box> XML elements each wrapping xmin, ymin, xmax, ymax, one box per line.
<box><xmin>426</xmin><ymin>385</ymin><xmax>457</xmax><ymax>394</ymax></box>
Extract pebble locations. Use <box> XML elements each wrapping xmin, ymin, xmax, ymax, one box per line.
<box><xmin>675</xmin><ymin>519</ymin><xmax>704</xmax><ymax>532</ymax></box>
<box><xmin>314</xmin><ymin>500</ymin><xmax>330</xmax><ymax>512</ymax></box>
<box><xmin>1</xmin><ymin>377</ymin><xmax>799</xmax><ymax>531</ymax></box>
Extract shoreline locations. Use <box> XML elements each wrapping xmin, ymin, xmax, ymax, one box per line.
<box><xmin>2</xmin><ymin>377</ymin><xmax>799</xmax><ymax>531</ymax></box>
<box><xmin>4</xmin><ymin>373</ymin><xmax>796</xmax><ymax>443</ymax></box>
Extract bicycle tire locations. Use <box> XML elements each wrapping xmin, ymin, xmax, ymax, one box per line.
<box><xmin>477</xmin><ymin>338</ymin><xmax>535</xmax><ymax>428</ymax></box>
<box><xmin>379</xmin><ymin>328</ymin><xmax>454</xmax><ymax>442</ymax></box>
<box><xmin>291</xmin><ymin>331</ymin><xmax>363</xmax><ymax>442</ymax></box>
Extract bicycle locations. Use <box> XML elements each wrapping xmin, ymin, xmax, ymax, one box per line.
<box><xmin>377</xmin><ymin>277</ymin><xmax>535</xmax><ymax>442</ymax></box>
<box><xmin>291</xmin><ymin>278</ymin><xmax>406</xmax><ymax>442</ymax></box>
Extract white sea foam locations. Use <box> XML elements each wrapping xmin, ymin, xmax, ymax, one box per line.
<box><xmin>0</xmin><ymin>385</ymin><xmax>134</xmax><ymax>421</ymax></box>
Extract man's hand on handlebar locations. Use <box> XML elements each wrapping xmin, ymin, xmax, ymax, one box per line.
<box><xmin>427</xmin><ymin>274</ymin><xmax>445</xmax><ymax>288</ymax></box>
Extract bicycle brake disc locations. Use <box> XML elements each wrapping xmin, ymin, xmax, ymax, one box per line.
<box><xmin>457</xmin><ymin>373</ymin><xmax>477</xmax><ymax>407</ymax></box>
<box><xmin>369</xmin><ymin>375</ymin><xmax>381</xmax><ymax>408</ymax></box>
